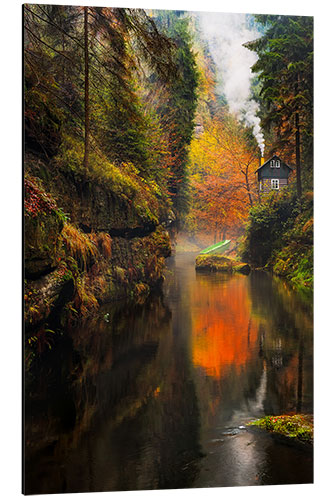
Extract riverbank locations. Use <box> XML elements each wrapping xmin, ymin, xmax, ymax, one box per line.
<box><xmin>247</xmin><ymin>414</ymin><xmax>313</xmax><ymax>444</ymax></box>
<box><xmin>241</xmin><ymin>190</ymin><xmax>313</xmax><ymax>292</ymax></box>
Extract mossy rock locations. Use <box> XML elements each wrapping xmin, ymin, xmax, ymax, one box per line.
<box><xmin>25</xmin><ymin>211</ymin><xmax>64</xmax><ymax>278</ymax></box>
<box><xmin>195</xmin><ymin>254</ymin><xmax>251</xmax><ymax>274</ymax></box>
<box><xmin>24</xmin><ymin>160</ymin><xmax>173</xmax><ymax>327</ymax></box>
<box><xmin>24</xmin><ymin>267</ymin><xmax>74</xmax><ymax>327</ymax></box>
<box><xmin>247</xmin><ymin>414</ymin><xmax>313</xmax><ymax>444</ymax></box>
<box><xmin>26</xmin><ymin>154</ymin><xmax>169</xmax><ymax>233</ymax></box>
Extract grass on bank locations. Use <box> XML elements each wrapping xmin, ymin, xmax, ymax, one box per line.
<box><xmin>247</xmin><ymin>414</ymin><xmax>313</xmax><ymax>444</ymax></box>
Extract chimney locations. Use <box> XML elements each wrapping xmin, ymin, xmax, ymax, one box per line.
<box><xmin>260</xmin><ymin>156</ymin><xmax>265</xmax><ymax>166</ymax></box>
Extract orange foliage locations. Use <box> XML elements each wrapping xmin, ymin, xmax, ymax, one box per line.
<box><xmin>62</xmin><ymin>222</ymin><xmax>98</xmax><ymax>270</ymax></box>
<box><xmin>188</xmin><ymin>114</ymin><xmax>259</xmax><ymax>240</ymax></box>
<box><xmin>90</xmin><ymin>231</ymin><xmax>112</xmax><ymax>258</ymax></box>
<box><xmin>191</xmin><ymin>275</ymin><xmax>259</xmax><ymax>378</ymax></box>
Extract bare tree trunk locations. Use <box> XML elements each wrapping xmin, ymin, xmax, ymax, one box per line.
<box><xmin>245</xmin><ymin>169</ymin><xmax>253</xmax><ymax>207</ymax></box>
<box><xmin>62</xmin><ymin>33</ymin><xmax>65</xmax><ymax>85</ymax></box>
<box><xmin>214</xmin><ymin>223</ymin><xmax>218</xmax><ymax>244</ymax></box>
<box><xmin>83</xmin><ymin>7</ymin><xmax>90</xmax><ymax>173</ymax></box>
<box><xmin>295</xmin><ymin>111</ymin><xmax>302</xmax><ymax>200</ymax></box>
<box><xmin>295</xmin><ymin>75</ymin><xmax>302</xmax><ymax>201</ymax></box>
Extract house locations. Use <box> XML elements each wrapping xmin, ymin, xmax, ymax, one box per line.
<box><xmin>255</xmin><ymin>155</ymin><xmax>293</xmax><ymax>193</ymax></box>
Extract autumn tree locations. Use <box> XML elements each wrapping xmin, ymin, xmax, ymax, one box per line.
<box><xmin>187</xmin><ymin>114</ymin><xmax>258</xmax><ymax>243</ymax></box>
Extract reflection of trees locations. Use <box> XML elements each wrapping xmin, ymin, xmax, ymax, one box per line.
<box><xmin>24</xmin><ymin>258</ymin><xmax>313</xmax><ymax>494</ymax></box>
<box><xmin>25</xmin><ymin>293</ymin><xmax>201</xmax><ymax>494</ymax></box>
<box><xmin>187</xmin><ymin>267</ymin><xmax>312</xmax><ymax>441</ymax></box>
<box><xmin>191</xmin><ymin>273</ymin><xmax>259</xmax><ymax>378</ymax></box>
<box><xmin>189</xmin><ymin>272</ymin><xmax>265</xmax><ymax>429</ymax></box>
<box><xmin>296</xmin><ymin>334</ymin><xmax>304</xmax><ymax>413</ymax></box>
<box><xmin>248</xmin><ymin>272</ymin><xmax>313</xmax><ymax>415</ymax></box>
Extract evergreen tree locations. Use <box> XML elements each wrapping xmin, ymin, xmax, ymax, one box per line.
<box><xmin>246</xmin><ymin>15</ymin><xmax>313</xmax><ymax>197</ymax></box>
<box><xmin>24</xmin><ymin>5</ymin><xmax>177</xmax><ymax>180</ymax></box>
<box><xmin>155</xmin><ymin>11</ymin><xmax>199</xmax><ymax>217</ymax></box>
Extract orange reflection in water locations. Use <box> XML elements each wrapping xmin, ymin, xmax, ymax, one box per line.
<box><xmin>191</xmin><ymin>275</ymin><xmax>259</xmax><ymax>378</ymax></box>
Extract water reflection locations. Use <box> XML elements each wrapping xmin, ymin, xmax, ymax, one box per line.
<box><xmin>191</xmin><ymin>273</ymin><xmax>260</xmax><ymax>378</ymax></box>
<box><xmin>249</xmin><ymin>272</ymin><xmax>313</xmax><ymax>415</ymax></box>
<box><xmin>24</xmin><ymin>253</ymin><xmax>313</xmax><ymax>494</ymax></box>
<box><xmin>165</xmin><ymin>255</ymin><xmax>313</xmax><ymax>487</ymax></box>
<box><xmin>25</xmin><ymin>294</ymin><xmax>202</xmax><ymax>494</ymax></box>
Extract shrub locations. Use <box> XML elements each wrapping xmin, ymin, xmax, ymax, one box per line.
<box><xmin>242</xmin><ymin>190</ymin><xmax>313</xmax><ymax>290</ymax></box>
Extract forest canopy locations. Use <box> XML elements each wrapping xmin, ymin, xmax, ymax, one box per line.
<box><xmin>24</xmin><ymin>5</ymin><xmax>199</xmax><ymax>217</ymax></box>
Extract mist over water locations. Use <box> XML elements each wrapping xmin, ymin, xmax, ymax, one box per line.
<box><xmin>196</xmin><ymin>11</ymin><xmax>265</xmax><ymax>155</ymax></box>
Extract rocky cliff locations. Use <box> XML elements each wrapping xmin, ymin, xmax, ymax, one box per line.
<box><xmin>24</xmin><ymin>154</ymin><xmax>173</xmax><ymax>338</ymax></box>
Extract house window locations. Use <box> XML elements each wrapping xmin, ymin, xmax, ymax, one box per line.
<box><xmin>270</xmin><ymin>160</ymin><xmax>275</xmax><ymax>168</ymax></box>
<box><xmin>276</xmin><ymin>159</ymin><xmax>280</xmax><ymax>168</ymax></box>
<box><xmin>271</xmin><ymin>179</ymin><xmax>279</xmax><ymax>190</ymax></box>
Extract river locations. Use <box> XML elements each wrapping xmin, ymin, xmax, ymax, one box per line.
<box><xmin>24</xmin><ymin>252</ymin><xmax>313</xmax><ymax>494</ymax></box>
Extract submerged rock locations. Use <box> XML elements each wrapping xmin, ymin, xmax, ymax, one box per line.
<box><xmin>195</xmin><ymin>254</ymin><xmax>251</xmax><ymax>274</ymax></box>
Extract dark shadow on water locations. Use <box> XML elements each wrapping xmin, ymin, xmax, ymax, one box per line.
<box><xmin>24</xmin><ymin>292</ymin><xmax>202</xmax><ymax>494</ymax></box>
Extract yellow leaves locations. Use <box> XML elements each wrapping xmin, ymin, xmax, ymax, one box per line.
<box><xmin>134</xmin><ymin>282</ymin><xmax>149</xmax><ymax>297</ymax></box>
<box><xmin>188</xmin><ymin>113</ymin><xmax>259</xmax><ymax>237</ymax></box>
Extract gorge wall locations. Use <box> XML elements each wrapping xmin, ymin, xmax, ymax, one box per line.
<box><xmin>24</xmin><ymin>154</ymin><xmax>173</xmax><ymax>337</ymax></box>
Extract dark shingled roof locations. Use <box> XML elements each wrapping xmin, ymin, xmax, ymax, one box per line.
<box><xmin>255</xmin><ymin>154</ymin><xmax>294</xmax><ymax>173</ymax></box>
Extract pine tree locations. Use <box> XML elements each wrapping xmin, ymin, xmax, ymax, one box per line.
<box><xmin>245</xmin><ymin>15</ymin><xmax>313</xmax><ymax>198</ymax></box>
<box><xmin>154</xmin><ymin>11</ymin><xmax>199</xmax><ymax>217</ymax></box>
<box><xmin>24</xmin><ymin>5</ymin><xmax>178</xmax><ymax>179</ymax></box>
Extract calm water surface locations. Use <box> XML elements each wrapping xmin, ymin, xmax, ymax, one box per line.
<box><xmin>24</xmin><ymin>253</ymin><xmax>313</xmax><ymax>494</ymax></box>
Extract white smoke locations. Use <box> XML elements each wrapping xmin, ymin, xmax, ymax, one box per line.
<box><xmin>196</xmin><ymin>12</ymin><xmax>265</xmax><ymax>156</ymax></box>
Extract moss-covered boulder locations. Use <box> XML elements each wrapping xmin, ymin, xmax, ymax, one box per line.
<box><xmin>24</xmin><ymin>264</ymin><xmax>75</xmax><ymax>327</ymax></box>
<box><xmin>195</xmin><ymin>254</ymin><xmax>251</xmax><ymax>274</ymax></box>
<box><xmin>91</xmin><ymin>225</ymin><xmax>172</xmax><ymax>304</ymax></box>
<box><xmin>247</xmin><ymin>414</ymin><xmax>313</xmax><ymax>444</ymax></box>
<box><xmin>24</xmin><ymin>171</ymin><xmax>173</xmax><ymax>328</ymax></box>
